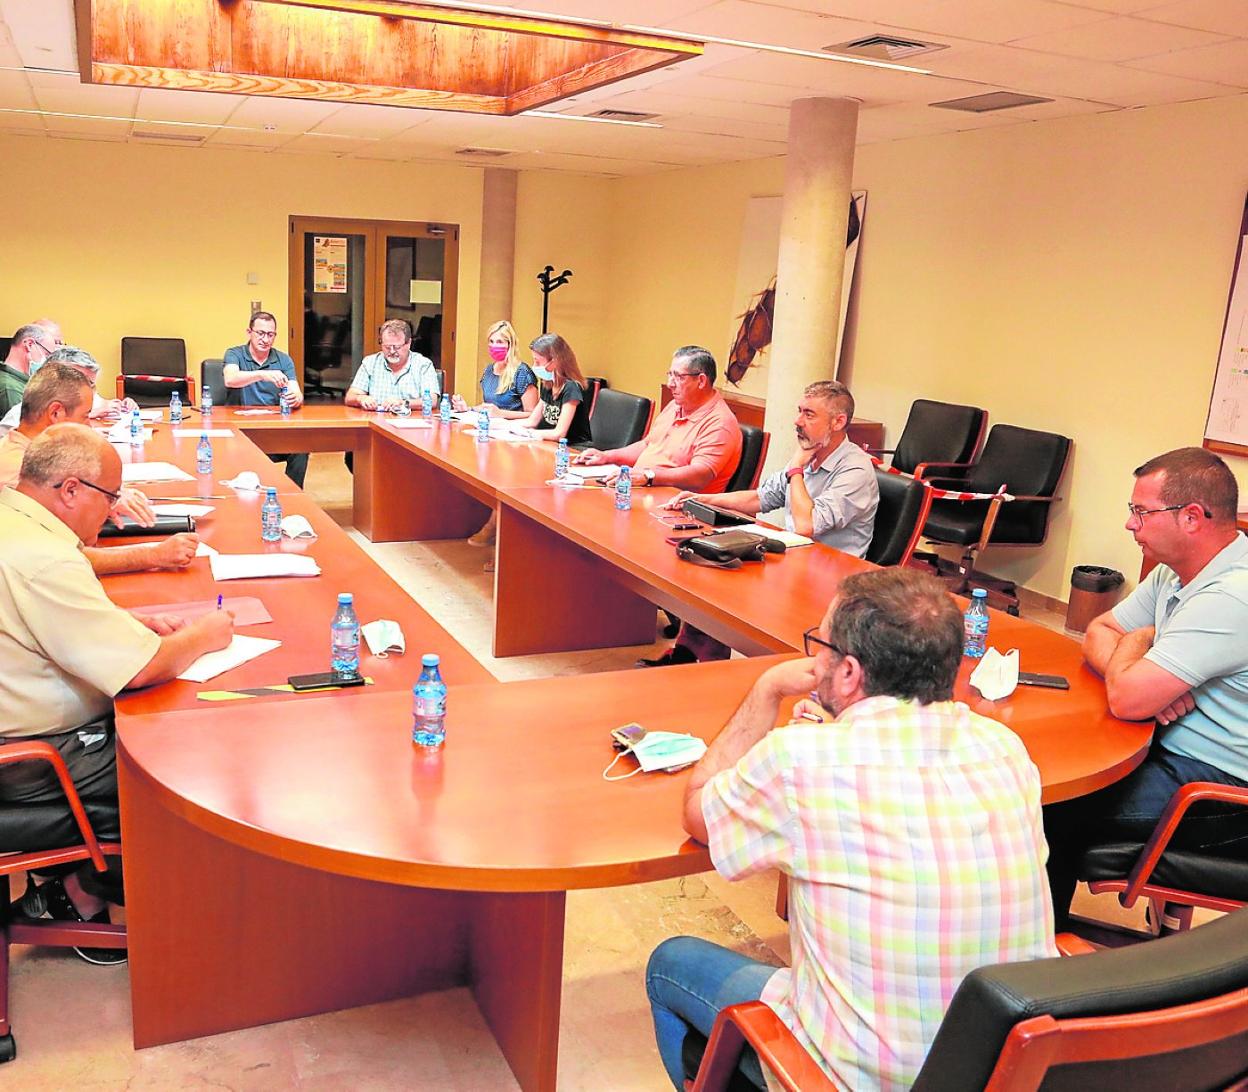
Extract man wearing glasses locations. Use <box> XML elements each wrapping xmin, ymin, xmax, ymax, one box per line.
<box><xmin>223</xmin><ymin>311</ymin><xmax>307</xmax><ymax>487</ymax></box>
<box><xmin>1044</xmin><ymin>446</ymin><xmax>1248</xmax><ymax>931</ymax></box>
<box><xmin>646</xmin><ymin>568</ymin><xmax>1054</xmax><ymax>1091</ymax></box>
<box><xmin>0</xmin><ymin>322</ymin><xmax>59</xmax><ymax>419</ymax></box>
<box><xmin>345</xmin><ymin>318</ymin><xmax>439</xmax><ymax>413</ymax></box>
<box><xmin>573</xmin><ymin>346</ymin><xmax>742</xmax><ymax>492</ymax></box>
<box><xmin>0</xmin><ymin>424</ymin><xmax>233</xmax><ymax>960</ymax></box>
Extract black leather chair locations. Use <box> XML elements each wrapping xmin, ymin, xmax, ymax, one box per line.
<box><xmin>584</xmin><ymin>375</ymin><xmax>609</xmax><ymax>418</ymax></box>
<box><xmin>686</xmin><ymin>913</ymin><xmax>1248</xmax><ymax>1091</ymax></box>
<box><xmin>921</xmin><ymin>424</ymin><xmax>1071</xmax><ymax>600</ymax></box>
<box><xmin>200</xmin><ymin>358</ymin><xmax>229</xmax><ymax>408</ymax></box>
<box><xmin>118</xmin><ymin>336</ymin><xmax>193</xmax><ymax>407</ymax></box>
<box><xmin>1081</xmin><ymin>782</ymin><xmax>1248</xmax><ymax>933</ymax></box>
<box><xmin>865</xmin><ymin>469</ymin><xmax>933</xmax><ymax>567</ymax></box>
<box><xmin>586</xmin><ymin>388</ymin><xmax>652</xmax><ymax>451</ymax></box>
<box><xmin>724</xmin><ymin>425</ymin><xmax>770</xmax><ymax>493</ymax></box>
<box><xmin>0</xmin><ymin>741</ymin><xmax>126</xmax><ymax>1063</ymax></box>
<box><xmin>873</xmin><ymin>398</ymin><xmax>987</xmax><ymax>480</ymax></box>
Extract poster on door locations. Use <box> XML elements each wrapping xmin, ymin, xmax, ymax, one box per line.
<box><xmin>313</xmin><ymin>236</ymin><xmax>348</xmax><ymax>294</ymax></box>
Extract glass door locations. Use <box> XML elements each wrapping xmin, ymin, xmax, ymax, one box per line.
<box><xmin>302</xmin><ymin>231</ymin><xmax>365</xmax><ymax>399</ymax></box>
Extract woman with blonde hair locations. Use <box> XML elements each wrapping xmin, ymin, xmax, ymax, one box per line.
<box><xmin>454</xmin><ymin>320</ymin><xmax>539</xmax><ymax>420</ymax></box>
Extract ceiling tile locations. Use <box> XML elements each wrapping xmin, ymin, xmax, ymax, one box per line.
<box><xmin>1045</xmin><ymin>1</ymin><xmax>1172</xmax><ymax>12</ymax></box>
<box><xmin>136</xmin><ymin>87</ymin><xmax>244</xmax><ymax>125</ymax></box>
<box><xmin>1143</xmin><ymin>0</ymin><xmax>1248</xmax><ymax>36</ymax></box>
<box><xmin>34</xmin><ymin>81</ymin><xmax>139</xmax><ymax>117</ymax></box>
<box><xmin>597</xmin><ymin>87</ymin><xmax>792</xmax><ymax>125</ymax></box>
<box><xmin>664</xmin><ymin>1</ymin><xmax>879</xmax><ymax>51</ymax></box>
<box><xmin>41</xmin><ymin>113</ymin><xmax>130</xmax><ymax>136</ymax></box>
<box><xmin>648</xmin><ymin>72</ymin><xmax>806</xmax><ymax>107</ymax></box>
<box><xmin>203</xmin><ymin>128</ymin><xmax>287</xmax><ymax>149</ymax></box>
<box><xmin>0</xmin><ymin>0</ymin><xmax>75</xmax><ymax>70</ymax></box>
<box><xmin>494</xmin><ymin>0</ymin><xmax>714</xmax><ymax>22</ymax></box>
<box><xmin>308</xmin><ymin>103</ymin><xmax>435</xmax><ymax>138</ymax></box>
<box><xmin>1123</xmin><ymin>38</ymin><xmax>1248</xmax><ymax>85</ymax></box>
<box><xmin>0</xmin><ymin>107</ymin><xmax>44</xmax><ymax>133</ymax></box>
<box><xmin>222</xmin><ymin>96</ymin><xmax>347</xmax><ymax>133</ymax></box>
<box><xmin>279</xmin><ymin>133</ymin><xmax>380</xmax><ymax>155</ymax></box>
<box><xmin>1008</xmin><ymin>14</ymin><xmax>1229</xmax><ymax>59</ymax></box>
<box><xmin>0</xmin><ymin>68</ymin><xmax>35</xmax><ymax>109</ymax></box>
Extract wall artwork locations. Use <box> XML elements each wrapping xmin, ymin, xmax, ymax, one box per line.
<box><xmin>1203</xmin><ymin>193</ymin><xmax>1248</xmax><ymax>458</ymax></box>
<box><xmin>725</xmin><ymin>192</ymin><xmax>866</xmax><ymax>398</ymax></box>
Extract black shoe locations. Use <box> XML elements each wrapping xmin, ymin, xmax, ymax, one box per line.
<box><xmin>42</xmin><ymin>878</ymin><xmax>127</xmax><ymax>966</ymax></box>
<box><xmin>636</xmin><ymin>645</ymin><xmax>698</xmax><ymax>668</ymax></box>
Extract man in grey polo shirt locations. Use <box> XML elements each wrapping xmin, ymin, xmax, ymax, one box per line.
<box><xmin>1044</xmin><ymin>446</ymin><xmax>1248</xmax><ymax>930</ymax></box>
<box><xmin>653</xmin><ymin>380</ymin><xmax>879</xmax><ymax>665</ymax></box>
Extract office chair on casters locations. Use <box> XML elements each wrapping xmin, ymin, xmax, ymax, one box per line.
<box><xmin>0</xmin><ymin>741</ymin><xmax>125</xmax><ymax>1063</ymax></box>
<box><xmin>1079</xmin><ymin>782</ymin><xmax>1248</xmax><ymax>936</ymax></box>
<box><xmin>869</xmin><ymin>398</ymin><xmax>987</xmax><ymax>480</ymax></box>
<box><xmin>918</xmin><ymin>424</ymin><xmax>1071</xmax><ymax>612</ymax></box>
<box><xmin>118</xmin><ymin>336</ymin><xmax>194</xmax><ymax>407</ymax></box>
<box><xmin>865</xmin><ymin>469</ymin><xmax>933</xmax><ymax>568</ymax></box>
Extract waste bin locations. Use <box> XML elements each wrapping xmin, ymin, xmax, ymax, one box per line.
<box><xmin>1065</xmin><ymin>565</ymin><xmax>1125</xmax><ymax>634</ymax></box>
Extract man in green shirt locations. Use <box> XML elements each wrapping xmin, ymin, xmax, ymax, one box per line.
<box><xmin>0</xmin><ymin>323</ymin><xmax>57</xmax><ymax>419</ymax></box>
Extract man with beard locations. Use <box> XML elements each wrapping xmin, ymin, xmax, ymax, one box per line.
<box><xmin>652</xmin><ymin>379</ymin><xmax>879</xmax><ymax>664</ymax></box>
<box><xmin>646</xmin><ymin>568</ymin><xmax>1056</xmax><ymax>1091</ymax></box>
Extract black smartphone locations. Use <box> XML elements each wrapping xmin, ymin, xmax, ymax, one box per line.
<box><xmin>288</xmin><ymin>672</ymin><xmax>366</xmax><ymax>691</ymax></box>
<box><xmin>670</xmin><ymin>521</ymin><xmax>700</xmax><ymax>530</ymax></box>
<box><xmin>1017</xmin><ymin>672</ymin><xmax>1070</xmax><ymax>690</ymax></box>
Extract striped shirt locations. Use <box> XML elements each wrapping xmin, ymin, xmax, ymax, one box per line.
<box><xmin>703</xmin><ymin>695</ymin><xmax>1056</xmax><ymax>1091</ymax></box>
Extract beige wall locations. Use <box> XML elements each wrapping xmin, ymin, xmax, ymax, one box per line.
<box><xmin>603</xmin><ymin>95</ymin><xmax>1248</xmax><ymax>602</ymax></box>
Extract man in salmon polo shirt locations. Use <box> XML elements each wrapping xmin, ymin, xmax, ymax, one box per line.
<box><xmin>572</xmin><ymin>345</ymin><xmax>742</xmax><ymax>494</ymax></box>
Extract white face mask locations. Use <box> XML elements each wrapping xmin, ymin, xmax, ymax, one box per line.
<box><xmin>603</xmin><ymin>730</ymin><xmax>707</xmax><ymax>780</ymax></box>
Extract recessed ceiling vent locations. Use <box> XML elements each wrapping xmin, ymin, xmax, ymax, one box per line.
<box><xmin>454</xmin><ymin>147</ymin><xmax>511</xmax><ymax>157</ymax></box>
<box><xmin>589</xmin><ymin>108</ymin><xmax>660</xmax><ymax>121</ymax></box>
<box><xmin>931</xmin><ymin>91</ymin><xmax>1053</xmax><ymax>113</ymax></box>
<box><xmin>825</xmin><ymin>35</ymin><xmax>947</xmax><ymax>61</ymax></box>
<box><xmin>131</xmin><ymin>128</ymin><xmax>207</xmax><ymax>144</ymax></box>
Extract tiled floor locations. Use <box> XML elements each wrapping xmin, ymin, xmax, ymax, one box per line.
<box><xmin>3</xmin><ymin>455</ymin><xmax>1154</xmax><ymax>1088</ymax></box>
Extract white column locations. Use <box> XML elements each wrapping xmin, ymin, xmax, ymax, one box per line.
<box><xmin>476</xmin><ymin>167</ymin><xmax>518</xmax><ymax>397</ymax></box>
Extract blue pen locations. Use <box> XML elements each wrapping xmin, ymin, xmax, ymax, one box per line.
<box><xmin>217</xmin><ymin>594</ymin><xmax>223</xmax><ymax>610</ymax></box>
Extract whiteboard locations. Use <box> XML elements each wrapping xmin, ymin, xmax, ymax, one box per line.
<box><xmin>1204</xmin><ymin>196</ymin><xmax>1248</xmax><ymax>455</ymax></box>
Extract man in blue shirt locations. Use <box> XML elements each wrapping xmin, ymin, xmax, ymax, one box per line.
<box><xmin>223</xmin><ymin>311</ymin><xmax>308</xmax><ymax>487</ymax></box>
<box><xmin>1045</xmin><ymin>447</ymin><xmax>1248</xmax><ymax>930</ymax></box>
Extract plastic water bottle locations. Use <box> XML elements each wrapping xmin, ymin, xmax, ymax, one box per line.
<box><xmin>439</xmin><ymin>394</ymin><xmax>451</xmax><ymax>423</ymax></box>
<box><xmin>964</xmin><ymin>588</ymin><xmax>989</xmax><ymax>659</ymax></box>
<box><xmin>280</xmin><ymin>388</ymin><xmax>293</xmax><ymax>417</ymax></box>
<box><xmin>201</xmin><ymin>385</ymin><xmax>213</xmax><ymax>417</ymax></box>
<box><xmin>129</xmin><ymin>407</ymin><xmax>143</xmax><ymax>446</ymax></box>
<box><xmin>412</xmin><ymin>653</ymin><xmax>447</xmax><ymax>748</ymax></box>
<box><xmin>261</xmin><ymin>486</ymin><xmax>282</xmax><ymax>542</ymax></box>
<box><xmin>169</xmin><ymin>390</ymin><xmax>183</xmax><ymax>425</ymax></box>
<box><xmin>421</xmin><ymin>388</ymin><xmax>434</xmax><ymax>418</ymax></box>
<box><xmin>477</xmin><ymin>407</ymin><xmax>490</xmax><ymax>443</ymax></box>
<box><xmin>195</xmin><ymin>433</ymin><xmax>212</xmax><ymax>474</ymax></box>
<box><xmin>555</xmin><ymin>438</ymin><xmax>570</xmax><ymax>479</ymax></box>
<box><xmin>331</xmin><ymin>593</ymin><xmax>361</xmax><ymax>679</ymax></box>
<box><xmin>615</xmin><ymin>468</ymin><xmax>632</xmax><ymax>511</ymax></box>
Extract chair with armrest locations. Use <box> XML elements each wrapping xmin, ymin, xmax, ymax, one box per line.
<box><xmin>0</xmin><ymin>740</ymin><xmax>125</xmax><ymax>1063</ymax></box>
<box><xmin>865</xmin><ymin>469</ymin><xmax>933</xmax><ymax>568</ymax></box>
<box><xmin>919</xmin><ymin>424</ymin><xmax>1071</xmax><ymax>603</ymax></box>
<box><xmin>1080</xmin><ymin>782</ymin><xmax>1248</xmax><ymax>934</ymax></box>
<box><xmin>870</xmin><ymin>398</ymin><xmax>987</xmax><ymax>481</ymax></box>
<box><xmin>686</xmin><ymin>913</ymin><xmax>1248</xmax><ymax>1092</ymax></box>
<box><xmin>724</xmin><ymin>425</ymin><xmax>770</xmax><ymax>493</ymax></box>
<box><xmin>118</xmin><ymin>337</ymin><xmax>194</xmax><ymax>407</ymax></box>
<box><xmin>582</xmin><ymin>376</ymin><xmax>605</xmax><ymax>419</ymax></box>
<box><xmin>585</xmin><ymin>389</ymin><xmax>653</xmax><ymax>451</ymax></box>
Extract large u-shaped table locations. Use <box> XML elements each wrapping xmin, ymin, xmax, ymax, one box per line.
<box><xmin>106</xmin><ymin>406</ymin><xmax>1151</xmax><ymax>1091</ymax></box>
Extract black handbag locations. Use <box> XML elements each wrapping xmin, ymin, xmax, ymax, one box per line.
<box><xmin>676</xmin><ymin>529</ymin><xmax>784</xmax><ymax>569</ymax></box>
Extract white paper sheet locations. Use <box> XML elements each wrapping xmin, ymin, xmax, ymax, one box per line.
<box><xmin>107</xmin><ymin>427</ymin><xmax>154</xmax><ymax>444</ymax></box>
<box><xmin>154</xmin><ymin>504</ymin><xmax>215</xmax><ymax>517</ymax></box>
<box><xmin>139</xmin><ymin>409</ymin><xmax>162</xmax><ymax>422</ymax></box>
<box><xmin>740</xmin><ymin>523</ymin><xmax>814</xmax><ymax>548</ymax></box>
<box><xmin>388</xmin><ymin>419</ymin><xmax>435</xmax><ymax>430</ymax></box>
<box><xmin>195</xmin><ymin>541</ymin><xmax>218</xmax><ymax>557</ymax></box>
<box><xmin>177</xmin><ymin>634</ymin><xmax>282</xmax><ymax>683</ymax></box>
<box><xmin>565</xmin><ymin>464</ymin><xmax>617</xmax><ymax>481</ymax></box>
<box><xmin>210</xmin><ymin>554</ymin><xmax>321</xmax><ymax>580</ymax></box>
<box><xmin>122</xmin><ymin>462</ymin><xmax>195</xmax><ymax>483</ymax></box>
<box><xmin>234</xmin><ymin>408</ymin><xmax>278</xmax><ymax>416</ymax></box>
<box><xmin>172</xmin><ymin>428</ymin><xmax>234</xmax><ymax>438</ymax></box>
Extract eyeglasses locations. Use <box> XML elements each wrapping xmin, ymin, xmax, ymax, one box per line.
<box><xmin>250</xmin><ymin>328</ymin><xmax>278</xmax><ymax>341</ymax></box>
<box><xmin>379</xmin><ymin>342</ymin><xmax>407</xmax><ymax>354</ymax></box>
<box><xmin>1126</xmin><ymin>502</ymin><xmax>1212</xmax><ymax>520</ymax></box>
<box><xmin>802</xmin><ymin>626</ymin><xmax>847</xmax><ymax>659</ymax></box>
<box><xmin>666</xmin><ymin>370</ymin><xmax>698</xmax><ymax>382</ymax></box>
<box><xmin>53</xmin><ymin>478</ymin><xmax>122</xmax><ymax>508</ymax></box>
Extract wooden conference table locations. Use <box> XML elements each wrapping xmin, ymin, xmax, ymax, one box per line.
<box><xmin>106</xmin><ymin>406</ymin><xmax>1149</xmax><ymax>1092</ymax></box>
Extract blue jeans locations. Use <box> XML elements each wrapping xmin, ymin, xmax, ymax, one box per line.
<box><xmin>1044</xmin><ymin>744</ymin><xmax>1248</xmax><ymax>928</ymax></box>
<box><xmin>646</xmin><ymin>936</ymin><xmax>777</xmax><ymax>1090</ymax></box>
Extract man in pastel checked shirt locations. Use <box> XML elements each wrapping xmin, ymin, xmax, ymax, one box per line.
<box><xmin>646</xmin><ymin>567</ymin><xmax>1056</xmax><ymax>1091</ymax></box>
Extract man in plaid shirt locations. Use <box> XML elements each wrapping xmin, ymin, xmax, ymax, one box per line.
<box><xmin>647</xmin><ymin>568</ymin><xmax>1056</xmax><ymax>1091</ymax></box>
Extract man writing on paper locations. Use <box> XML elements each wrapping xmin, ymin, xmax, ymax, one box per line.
<box><xmin>0</xmin><ymin>365</ymin><xmax>197</xmax><ymax>574</ymax></box>
<box><xmin>345</xmin><ymin>318</ymin><xmax>439</xmax><ymax>413</ymax></box>
<box><xmin>647</xmin><ymin>568</ymin><xmax>1055</xmax><ymax>1091</ymax></box>
<box><xmin>223</xmin><ymin>311</ymin><xmax>307</xmax><ymax>487</ymax></box>
<box><xmin>0</xmin><ymin>425</ymin><xmax>233</xmax><ymax>961</ymax></box>
<box><xmin>1044</xmin><ymin>446</ymin><xmax>1248</xmax><ymax>931</ymax></box>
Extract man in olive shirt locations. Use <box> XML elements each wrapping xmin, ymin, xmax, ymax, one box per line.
<box><xmin>0</xmin><ymin>322</ymin><xmax>57</xmax><ymax>419</ymax></box>
<box><xmin>0</xmin><ymin>425</ymin><xmax>232</xmax><ymax>956</ymax></box>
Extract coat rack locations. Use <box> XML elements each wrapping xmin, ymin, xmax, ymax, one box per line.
<box><xmin>537</xmin><ymin>265</ymin><xmax>573</xmax><ymax>333</ymax></box>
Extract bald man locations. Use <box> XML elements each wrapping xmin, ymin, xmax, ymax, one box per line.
<box><xmin>0</xmin><ymin>424</ymin><xmax>233</xmax><ymax>961</ymax></box>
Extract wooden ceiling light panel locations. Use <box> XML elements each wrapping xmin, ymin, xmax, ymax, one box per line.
<box><xmin>74</xmin><ymin>0</ymin><xmax>701</xmax><ymax>115</ymax></box>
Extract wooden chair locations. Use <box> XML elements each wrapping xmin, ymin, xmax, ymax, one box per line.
<box><xmin>0</xmin><ymin>741</ymin><xmax>126</xmax><ymax>1063</ymax></box>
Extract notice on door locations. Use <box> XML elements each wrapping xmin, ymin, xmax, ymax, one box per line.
<box><xmin>313</xmin><ymin>236</ymin><xmax>348</xmax><ymax>294</ymax></box>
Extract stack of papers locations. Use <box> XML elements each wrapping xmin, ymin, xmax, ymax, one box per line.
<box><xmin>564</xmin><ymin>464</ymin><xmax>617</xmax><ymax>481</ymax></box>
<box><xmin>122</xmin><ymin>462</ymin><xmax>195</xmax><ymax>483</ymax></box>
<box><xmin>210</xmin><ymin>554</ymin><xmax>321</xmax><ymax>580</ymax></box>
<box><xmin>177</xmin><ymin>635</ymin><xmax>282</xmax><ymax>683</ymax></box>
<box><xmin>740</xmin><ymin>523</ymin><xmax>814</xmax><ymax>548</ymax></box>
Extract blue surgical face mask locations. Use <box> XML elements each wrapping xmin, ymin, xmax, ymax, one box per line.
<box><xmin>533</xmin><ymin>365</ymin><xmax>554</xmax><ymax>381</ymax></box>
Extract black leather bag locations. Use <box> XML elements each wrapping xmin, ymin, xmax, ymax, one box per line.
<box><xmin>676</xmin><ymin>529</ymin><xmax>782</xmax><ymax>569</ymax></box>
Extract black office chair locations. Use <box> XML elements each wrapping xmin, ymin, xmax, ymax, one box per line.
<box><xmin>0</xmin><ymin>741</ymin><xmax>126</xmax><ymax>1063</ymax></box>
<box><xmin>200</xmin><ymin>359</ymin><xmax>230</xmax><ymax>408</ymax></box>
<box><xmin>872</xmin><ymin>398</ymin><xmax>987</xmax><ymax>480</ymax></box>
<box><xmin>586</xmin><ymin>389</ymin><xmax>652</xmax><ymax>450</ymax></box>
<box><xmin>724</xmin><ymin>425</ymin><xmax>770</xmax><ymax>493</ymax></box>
<box><xmin>920</xmin><ymin>424</ymin><xmax>1071</xmax><ymax>603</ymax></box>
<box><xmin>583</xmin><ymin>376</ymin><xmax>607</xmax><ymax>418</ymax></box>
<box><xmin>118</xmin><ymin>337</ymin><xmax>193</xmax><ymax>407</ymax></box>
<box><xmin>0</xmin><ymin>337</ymin><xmax>11</xmax><ymax>360</ymax></box>
<box><xmin>865</xmin><ymin>469</ymin><xmax>933</xmax><ymax>567</ymax></box>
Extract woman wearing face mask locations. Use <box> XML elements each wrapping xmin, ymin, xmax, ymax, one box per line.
<box><xmin>516</xmin><ymin>332</ymin><xmax>592</xmax><ymax>447</ymax></box>
<box><xmin>452</xmin><ymin>320</ymin><xmax>539</xmax><ymax>420</ymax></box>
